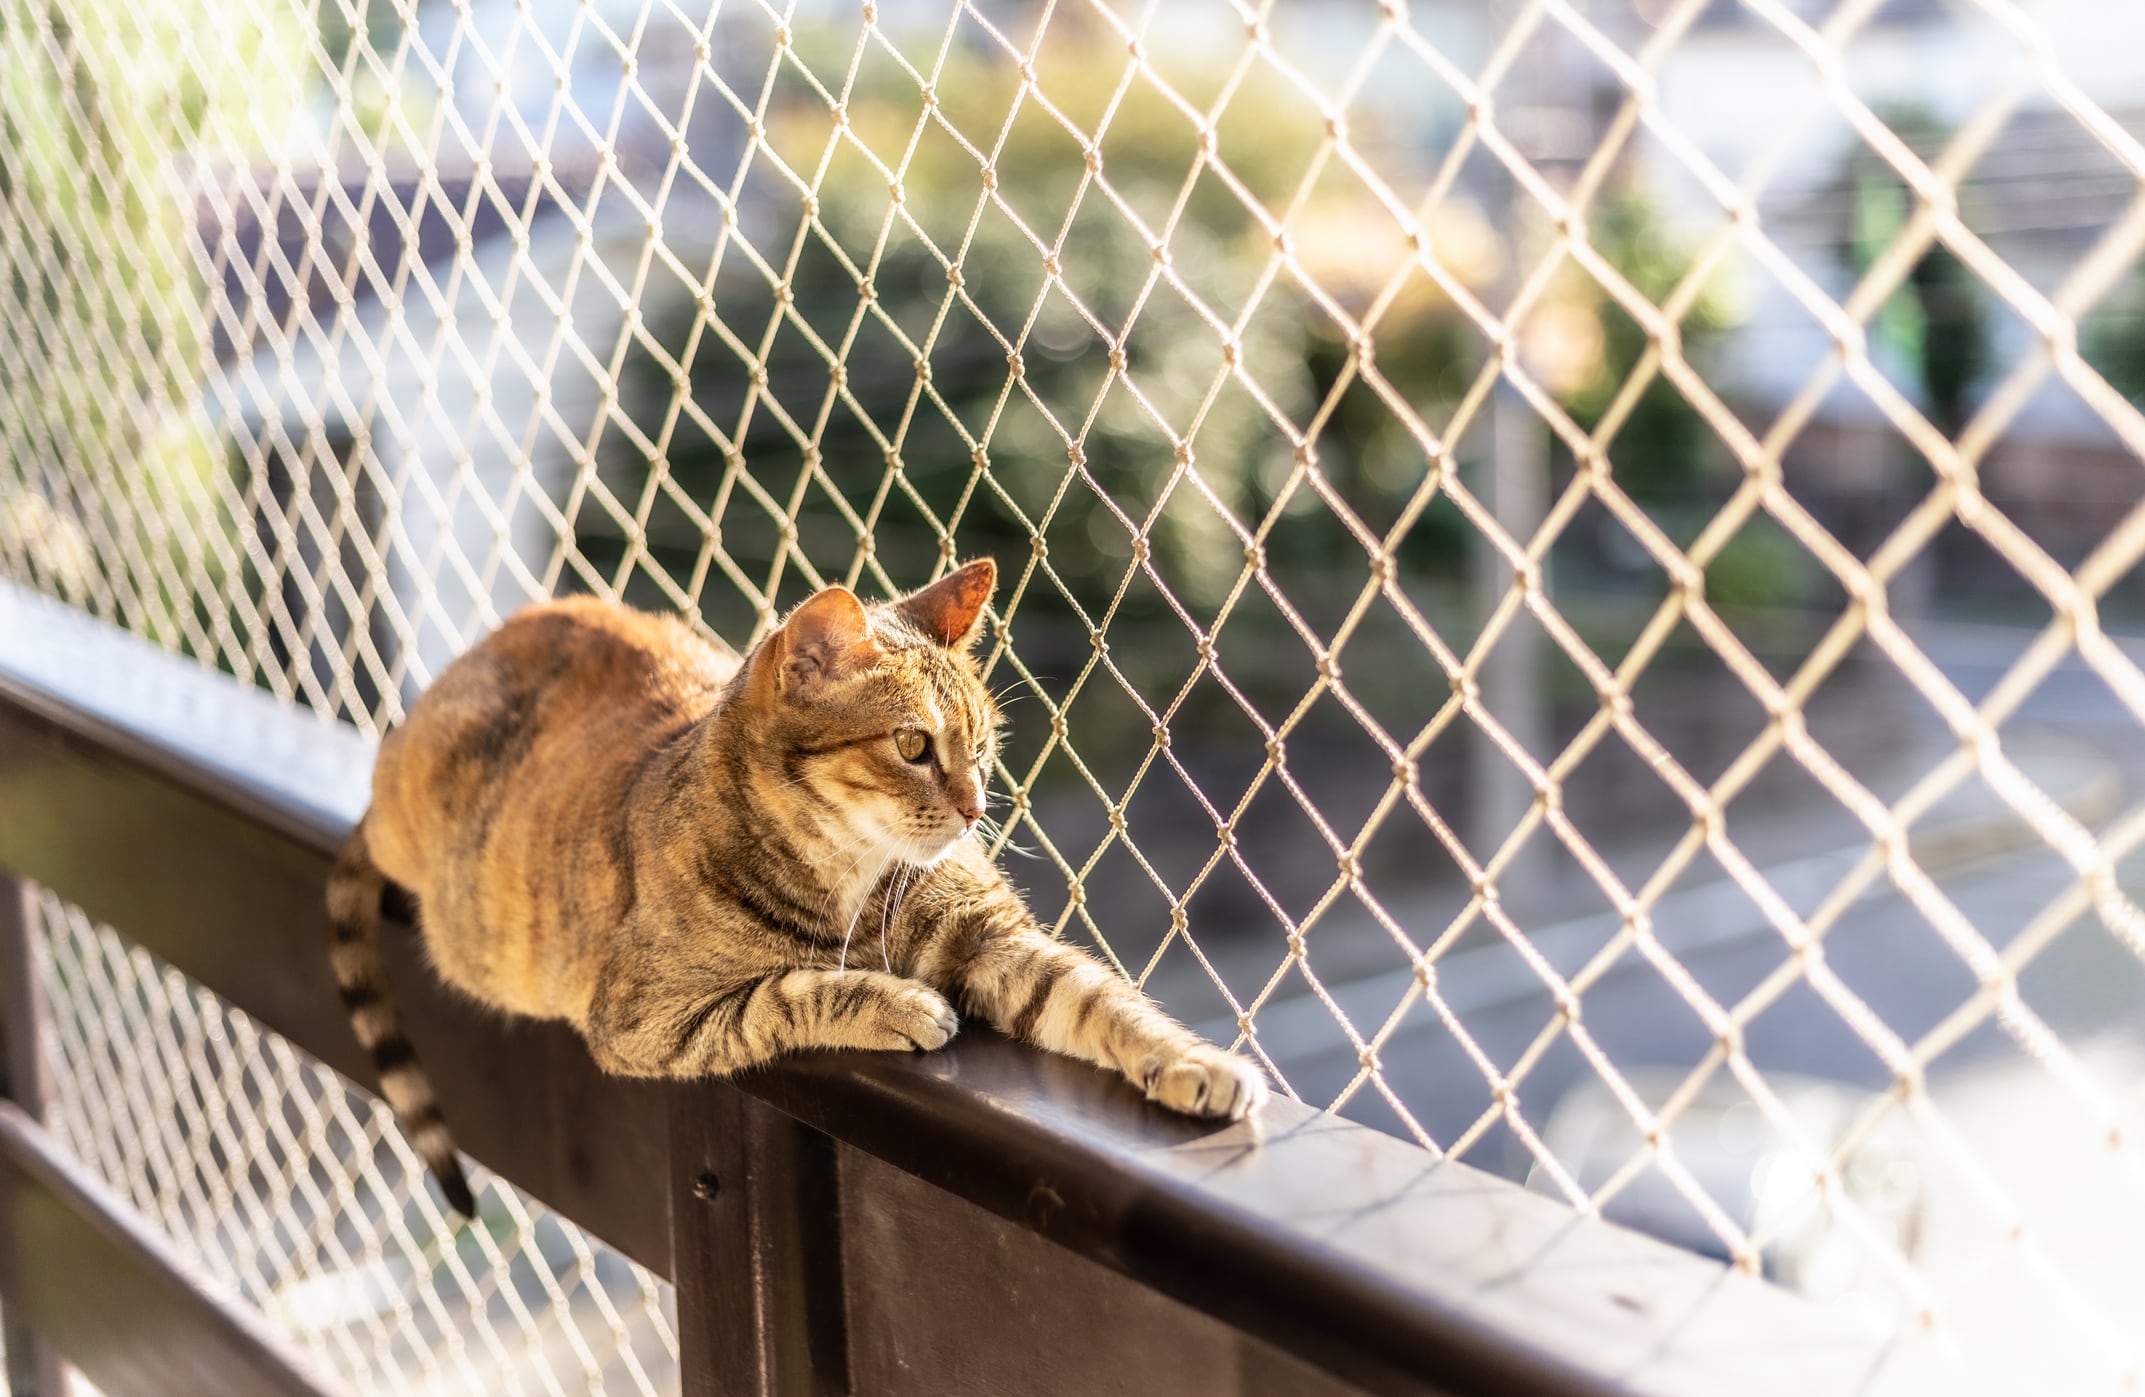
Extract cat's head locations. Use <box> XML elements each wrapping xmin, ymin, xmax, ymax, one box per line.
<box><xmin>749</xmin><ymin>559</ymin><xmax>1003</xmax><ymax>868</ymax></box>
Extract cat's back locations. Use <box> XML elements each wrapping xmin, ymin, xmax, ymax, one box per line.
<box><xmin>369</xmin><ymin>596</ymin><xmax>737</xmax><ymax>889</ymax></box>
<box><xmin>458</xmin><ymin>594</ymin><xmax>736</xmax><ymax>706</ymax></box>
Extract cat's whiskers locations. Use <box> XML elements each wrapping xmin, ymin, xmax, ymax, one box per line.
<box><xmin>973</xmin><ymin>816</ymin><xmax>1035</xmax><ymax>858</ymax></box>
<box><xmin>967</xmin><ymin>793</ymin><xmax>1035</xmax><ymax>858</ymax></box>
<box><xmin>801</xmin><ymin>822</ymin><xmax>884</xmax><ymax>891</ymax></box>
<box><xmin>799</xmin><ymin>822</ymin><xmax>890</xmax><ymax>934</ymax></box>
<box><xmin>818</xmin><ymin>823</ymin><xmax>888</xmax><ymax>896</ymax></box>
<box><xmin>877</xmin><ymin>859</ymin><xmax>915</xmax><ymax>974</ymax></box>
<box><xmin>829</xmin><ymin>834</ymin><xmax>896</xmax><ymax>972</ymax></box>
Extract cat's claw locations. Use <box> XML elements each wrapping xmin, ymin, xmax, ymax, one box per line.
<box><xmin>882</xmin><ymin>984</ymin><xmax>960</xmax><ymax>1052</ymax></box>
<box><xmin>1144</xmin><ymin>1044</ymin><xmax>1268</xmax><ymax>1122</ymax></box>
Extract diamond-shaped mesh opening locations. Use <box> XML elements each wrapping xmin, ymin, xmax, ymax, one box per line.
<box><xmin>992</xmin><ymin>92</ymin><xmax>1097</xmax><ymax>244</ymax></box>
<box><xmin>1953</xmin><ymin>113</ymin><xmax>2141</xmax><ymax>302</ymax></box>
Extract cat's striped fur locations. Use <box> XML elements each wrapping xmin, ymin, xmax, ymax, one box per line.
<box><xmin>327</xmin><ymin>560</ymin><xmax>1265</xmax><ymax>1213</ymax></box>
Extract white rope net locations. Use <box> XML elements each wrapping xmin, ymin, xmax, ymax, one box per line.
<box><xmin>6</xmin><ymin>0</ymin><xmax>2145</xmax><ymax>1389</ymax></box>
<box><xmin>26</xmin><ymin>890</ymin><xmax>681</xmax><ymax>1397</ymax></box>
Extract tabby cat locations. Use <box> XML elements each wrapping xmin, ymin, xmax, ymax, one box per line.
<box><xmin>327</xmin><ymin>559</ymin><xmax>1265</xmax><ymax>1213</ymax></box>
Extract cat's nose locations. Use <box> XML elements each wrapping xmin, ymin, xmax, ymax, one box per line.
<box><xmin>951</xmin><ymin>781</ymin><xmax>986</xmax><ymax>827</ymax></box>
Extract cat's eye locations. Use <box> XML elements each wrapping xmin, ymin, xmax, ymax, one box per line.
<box><xmin>895</xmin><ymin>728</ymin><xmax>930</xmax><ymax>763</ymax></box>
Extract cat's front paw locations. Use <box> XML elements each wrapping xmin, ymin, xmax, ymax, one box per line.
<box><xmin>1143</xmin><ymin>1043</ymin><xmax>1268</xmax><ymax>1121</ymax></box>
<box><xmin>869</xmin><ymin>983</ymin><xmax>960</xmax><ymax>1052</ymax></box>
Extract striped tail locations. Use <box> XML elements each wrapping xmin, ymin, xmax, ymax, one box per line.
<box><xmin>327</xmin><ymin>818</ymin><xmax>477</xmax><ymax>1218</ymax></box>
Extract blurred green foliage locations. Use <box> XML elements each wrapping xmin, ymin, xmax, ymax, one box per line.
<box><xmin>2085</xmin><ymin>273</ymin><xmax>2145</xmax><ymax>410</ymax></box>
<box><xmin>1846</xmin><ymin>107</ymin><xmax>1990</xmax><ymax>441</ymax></box>
<box><xmin>1559</xmin><ymin>189</ymin><xmax>1742</xmax><ymax>503</ymax></box>
<box><xmin>0</xmin><ymin>0</ymin><xmax>303</xmax><ymax>645</ymax></box>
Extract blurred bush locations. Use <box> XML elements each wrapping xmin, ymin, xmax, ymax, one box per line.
<box><xmin>0</xmin><ymin>0</ymin><xmax>303</xmax><ymax>649</ymax></box>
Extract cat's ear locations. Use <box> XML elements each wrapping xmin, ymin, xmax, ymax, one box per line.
<box><xmin>778</xmin><ymin>586</ymin><xmax>876</xmax><ymax>696</ymax></box>
<box><xmin>896</xmin><ymin>558</ymin><xmax>996</xmax><ymax>649</ymax></box>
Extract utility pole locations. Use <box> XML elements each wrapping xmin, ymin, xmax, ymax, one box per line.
<box><xmin>1468</xmin><ymin>383</ymin><xmax>1549</xmax><ymax>907</ymax></box>
<box><xmin>1465</xmin><ymin>1</ymin><xmax>1559</xmax><ymax>912</ymax></box>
